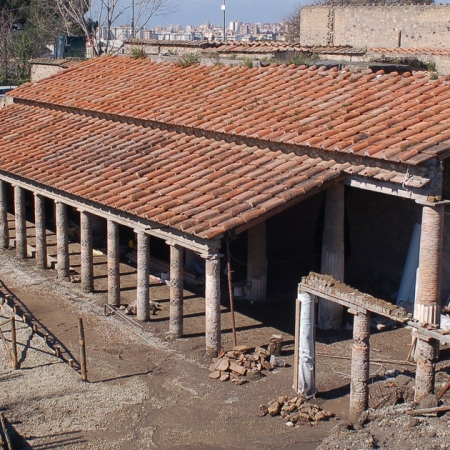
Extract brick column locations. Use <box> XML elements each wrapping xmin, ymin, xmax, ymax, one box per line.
<box><xmin>0</xmin><ymin>180</ymin><xmax>9</xmax><ymax>249</ymax></box>
<box><xmin>319</xmin><ymin>183</ymin><xmax>345</xmax><ymax>329</ymax></box>
<box><xmin>136</xmin><ymin>230</ymin><xmax>150</xmax><ymax>322</ymax></box>
<box><xmin>14</xmin><ymin>186</ymin><xmax>26</xmax><ymax>259</ymax></box>
<box><xmin>55</xmin><ymin>201</ymin><xmax>69</xmax><ymax>280</ymax></box>
<box><xmin>349</xmin><ymin>310</ymin><xmax>370</xmax><ymax>424</ymax></box>
<box><xmin>34</xmin><ymin>193</ymin><xmax>47</xmax><ymax>269</ymax></box>
<box><xmin>80</xmin><ymin>210</ymin><xmax>94</xmax><ymax>293</ymax></box>
<box><xmin>169</xmin><ymin>244</ymin><xmax>184</xmax><ymax>338</ymax></box>
<box><xmin>246</xmin><ymin>221</ymin><xmax>267</xmax><ymax>302</ymax></box>
<box><xmin>414</xmin><ymin>203</ymin><xmax>444</xmax><ymax>402</ymax></box>
<box><xmin>205</xmin><ymin>253</ymin><xmax>221</xmax><ymax>357</ymax></box>
<box><xmin>107</xmin><ymin>220</ymin><xmax>120</xmax><ymax>306</ymax></box>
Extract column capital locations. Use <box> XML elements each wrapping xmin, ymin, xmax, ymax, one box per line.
<box><xmin>415</xmin><ymin>198</ymin><xmax>450</xmax><ymax>207</ymax></box>
<box><xmin>165</xmin><ymin>240</ymin><xmax>183</xmax><ymax>249</ymax></box>
<box><xmin>200</xmin><ymin>252</ymin><xmax>223</xmax><ymax>261</ymax></box>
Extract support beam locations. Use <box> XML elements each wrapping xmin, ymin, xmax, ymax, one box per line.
<box><xmin>246</xmin><ymin>221</ymin><xmax>267</xmax><ymax>303</ymax></box>
<box><xmin>80</xmin><ymin>210</ymin><xmax>94</xmax><ymax>293</ymax></box>
<box><xmin>34</xmin><ymin>193</ymin><xmax>47</xmax><ymax>270</ymax></box>
<box><xmin>414</xmin><ymin>203</ymin><xmax>444</xmax><ymax>402</ymax></box>
<box><xmin>349</xmin><ymin>310</ymin><xmax>370</xmax><ymax>424</ymax></box>
<box><xmin>205</xmin><ymin>254</ymin><xmax>221</xmax><ymax>357</ymax></box>
<box><xmin>55</xmin><ymin>201</ymin><xmax>69</xmax><ymax>280</ymax></box>
<box><xmin>0</xmin><ymin>180</ymin><xmax>9</xmax><ymax>249</ymax></box>
<box><xmin>14</xmin><ymin>185</ymin><xmax>26</xmax><ymax>259</ymax></box>
<box><xmin>319</xmin><ymin>183</ymin><xmax>345</xmax><ymax>330</ymax></box>
<box><xmin>169</xmin><ymin>244</ymin><xmax>184</xmax><ymax>338</ymax></box>
<box><xmin>107</xmin><ymin>220</ymin><xmax>121</xmax><ymax>306</ymax></box>
<box><xmin>136</xmin><ymin>230</ymin><xmax>150</xmax><ymax>322</ymax></box>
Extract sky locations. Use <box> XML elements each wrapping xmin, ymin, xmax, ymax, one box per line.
<box><xmin>149</xmin><ymin>0</ymin><xmax>302</xmax><ymax>27</ymax></box>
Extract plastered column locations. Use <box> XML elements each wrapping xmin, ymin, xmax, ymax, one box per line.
<box><xmin>247</xmin><ymin>221</ymin><xmax>267</xmax><ymax>302</ymax></box>
<box><xmin>136</xmin><ymin>230</ymin><xmax>150</xmax><ymax>322</ymax></box>
<box><xmin>14</xmin><ymin>185</ymin><xmax>26</xmax><ymax>259</ymax></box>
<box><xmin>349</xmin><ymin>310</ymin><xmax>370</xmax><ymax>424</ymax></box>
<box><xmin>169</xmin><ymin>244</ymin><xmax>184</xmax><ymax>338</ymax></box>
<box><xmin>319</xmin><ymin>183</ymin><xmax>345</xmax><ymax>329</ymax></box>
<box><xmin>55</xmin><ymin>201</ymin><xmax>69</xmax><ymax>280</ymax></box>
<box><xmin>0</xmin><ymin>180</ymin><xmax>9</xmax><ymax>248</ymax></box>
<box><xmin>107</xmin><ymin>220</ymin><xmax>120</xmax><ymax>306</ymax></box>
<box><xmin>414</xmin><ymin>203</ymin><xmax>444</xmax><ymax>402</ymax></box>
<box><xmin>80</xmin><ymin>210</ymin><xmax>93</xmax><ymax>293</ymax></box>
<box><xmin>34</xmin><ymin>193</ymin><xmax>47</xmax><ymax>269</ymax></box>
<box><xmin>205</xmin><ymin>254</ymin><xmax>221</xmax><ymax>357</ymax></box>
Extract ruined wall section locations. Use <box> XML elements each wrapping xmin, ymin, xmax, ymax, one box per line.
<box><xmin>301</xmin><ymin>6</ymin><xmax>450</xmax><ymax>48</ymax></box>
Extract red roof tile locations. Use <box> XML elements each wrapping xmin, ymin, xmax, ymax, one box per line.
<box><xmin>11</xmin><ymin>56</ymin><xmax>450</xmax><ymax>164</ymax></box>
<box><xmin>0</xmin><ymin>103</ymin><xmax>348</xmax><ymax>239</ymax></box>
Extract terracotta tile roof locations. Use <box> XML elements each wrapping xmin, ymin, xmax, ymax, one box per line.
<box><xmin>369</xmin><ymin>47</ymin><xmax>450</xmax><ymax>57</ymax></box>
<box><xmin>0</xmin><ymin>103</ymin><xmax>348</xmax><ymax>239</ymax></box>
<box><xmin>30</xmin><ymin>58</ymin><xmax>83</xmax><ymax>68</ymax></box>
<box><xmin>11</xmin><ymin>56</ymin><xmax>450</xmax><ymax>165</ymax></box>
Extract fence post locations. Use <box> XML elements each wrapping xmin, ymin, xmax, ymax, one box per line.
<box><xmin>79</xmin><ymin>318</ymin><xmax>87</xmax><ymax>381</ymax></box>
<box><xmin>10</xmin><ymin>317</ymin><xmax>19</xmax><ymax>370</ymax></box>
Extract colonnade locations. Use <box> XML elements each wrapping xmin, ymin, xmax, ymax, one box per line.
<box><xmin>0</xmin><ymin>180</ymin><xmax>224</xmax><ymax>356</ymax></box>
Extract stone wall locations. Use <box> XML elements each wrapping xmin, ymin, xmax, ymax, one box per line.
<box><xmin>30</xmin><ymin>65</ymin><xmax>65</xmax><ymax>83</ymax></box>
<box><xmin>300</xmin><ymin>5</ymin><xmax>450</xmax><ymax>48</ymax></box>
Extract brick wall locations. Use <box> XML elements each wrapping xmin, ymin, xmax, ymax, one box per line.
<box><xmin>300</xmin><ymin>5</ymin><xmax>450</xmax><ymax>48</ymax></box>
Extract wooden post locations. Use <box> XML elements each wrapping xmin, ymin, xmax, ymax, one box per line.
<box><xmin>349</xmin><ymin>310</ymin><xmax>370</xmax><ymax>424</ymax></box>
<box><xmin>10</xmin><ymin>317</ymin><xmax>19</xmax><ymax>370</ymax></box>
<box><xmin>0</xmin><ymin>412</ymin><xmax>13</xmax><ymax>450</ymax></box>
<box><xmin>226</xmin><ymin>235</ymin><xmax>237</xmax><ymax>347</ymax></box>
<box><xmin>78</xmin><ymin>318</ymin><xmax>88</xmax><ymax>381</ymax></box>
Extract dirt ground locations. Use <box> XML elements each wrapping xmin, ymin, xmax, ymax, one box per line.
<box><xmin>1</xmin><ymin>220</ymin><xmax>450</xmax><ymax>449</ymax></box>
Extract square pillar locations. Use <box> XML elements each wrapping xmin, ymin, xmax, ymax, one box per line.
<box><xmin>107</xmin><ymin>220</ymin><xmax>121</xmax><ymax>306</ymax></box>
<box><xmin>319</xmin><ymin>183</ymin><xmax>345</xmax><ymax>329</ymax></box>
<box><xmin>34</xmin><ymin>193</ymin><xmax>47</xmax><ymax>270</ymax></box>
<box><xmin>14</xmin><ymin>185</ymin><xmax>27</xmax><ymax>259</ymax></box>
<box><xmin>246</xmin><ymin>221</ymin><xmax>267</xmax><ymax>303</ymax></box>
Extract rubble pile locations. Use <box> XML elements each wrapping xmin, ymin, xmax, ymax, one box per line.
<box><xmin>259</xmin><ymin>395</ymin><xmax>335</xmax><ymax>427</ymax></box>
<box><xmin>208</xmin><ymin>345</ymin><xmax>286</xmax><ymax>384</ymax></box>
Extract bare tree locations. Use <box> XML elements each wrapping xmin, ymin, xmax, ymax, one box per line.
<box><xmin>284</xmin><ymin>4</ymin><xmax>301</xmax><ymax>43</ymax></box>
<box><xmin>55</xmin><ymin>0</ymin><xmax>177</xmax><ymax>56</ymax></box>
